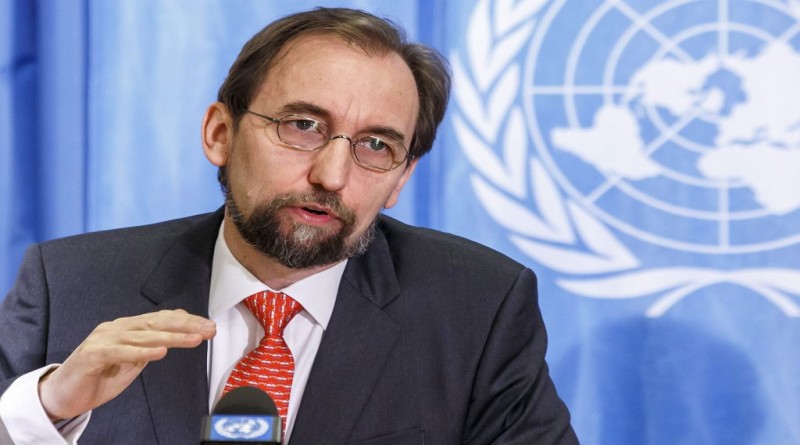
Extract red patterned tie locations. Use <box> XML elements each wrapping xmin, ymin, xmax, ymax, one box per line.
<box><xmin>224</xmin><ymin>291</ymin><xmax>303</xmax><ymax>427</ymax></box>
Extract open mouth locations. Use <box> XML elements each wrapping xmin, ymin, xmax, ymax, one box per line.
<box><xmin>302</xmin><ymin>206</ymin><xmax>328</xmax><ymax>216</ymax></box>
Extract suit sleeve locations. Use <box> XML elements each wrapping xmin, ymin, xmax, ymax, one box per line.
<box><xmin>0</xmin><ymin>245</ymin><xmax>90</xmax><ymax>443</ymax></box>
<box><xmin>0</xmin><ymin>245</ymin><xmax>50</xmax><ymax>389</ymax></box>
<box><xmin>462</xmin><ymin>268</ymin><xmax>579</xmax><ymax>444</ymax></box>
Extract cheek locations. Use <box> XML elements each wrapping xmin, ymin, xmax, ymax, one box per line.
<box><xmin>348</xmin><ymin>179</ymin><xmax>401</xmax><ymax>219</ymax></box>
<box><xmin>230</xmin><ymin>144</ymin><xmax>308</xmax><ymax>198</ymax></box>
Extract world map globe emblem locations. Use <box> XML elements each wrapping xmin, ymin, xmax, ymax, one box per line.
<box><xmin>524</xmin><ymin>0</ymin><xmax>800</xmax><ymax>254</ymax></box>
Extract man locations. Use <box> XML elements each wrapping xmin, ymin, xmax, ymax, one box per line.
<box><xmin>0</xmin><ymin>7</ymin><xmax>578</xmax><ymax>444</ymax></box>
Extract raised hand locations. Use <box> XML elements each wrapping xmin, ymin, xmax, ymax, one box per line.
<box><xmin>38</xmin><ymin>309</ymin><xmax>216</xmax><ymax>421</ymax></box>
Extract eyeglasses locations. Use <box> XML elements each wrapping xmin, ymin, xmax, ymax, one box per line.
<box><xmin>243</xmin><ymin>110</ymin><xmax>412</xmax><ymax>172</ymax></box>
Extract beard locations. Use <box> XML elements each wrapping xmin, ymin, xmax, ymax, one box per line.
<box><xmin>225</xmin><ymin>187</ymin><xmax>376</xmax><ymax>269</ymax></box>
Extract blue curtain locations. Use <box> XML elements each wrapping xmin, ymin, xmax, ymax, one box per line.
<box><xmin>3</xmin><ymin>0</ymin><xmax>800</xmax><ymax>443</ymax></box>
<box><xmin>1</xmin><ymin>0</ymin><xmax>88</xmax><ymax>291</ymax></box>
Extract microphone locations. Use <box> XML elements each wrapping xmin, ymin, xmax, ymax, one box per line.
<box><xmin>200</xmin><ymin>386</ymin><xmax>282</xmax><ymax>444</ymax></box>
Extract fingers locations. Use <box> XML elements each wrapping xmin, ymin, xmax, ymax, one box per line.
<box><xmin>116</xmin><ymin>330</ymin><xmax>206</xmax><ymax>349</ymax></box>
<box><xmin>79</xmin><ymin>331</ymin><xmax>199</xmax><ymax>367</ymax></box>
<box><xmin>73</xmin><ymin>310</ymin><xmax>215</xmax><ymax>373</ymax></box>
<box><xmin>112</xmin><ymin>309</ymin><xmax>217</xmax><ymax>340</ymax></box>
<box><xmin>80</xmin><ymin>344</ymin><xmax>169</xmax><ymax>373</ymax></box>
<box><xmin>93</xmin><ymin>309</ymin><xmax>216</xmax><ymax>350</ymax></box>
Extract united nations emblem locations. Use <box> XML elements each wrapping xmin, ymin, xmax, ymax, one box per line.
<box><xmin>213</xmin><ymin>416</ymin><xmax>271</xmax><ymax>439</ymax></box>
<box><xmin>451</xmin><ymin>0</ymin><xmax>800</xmax><ymax>316</ymax></box>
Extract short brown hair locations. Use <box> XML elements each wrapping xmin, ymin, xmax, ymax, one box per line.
<box><xmin>217</xmin><ymin>7</ymin><xmax>451</xmax><ymax>162</ymax></box>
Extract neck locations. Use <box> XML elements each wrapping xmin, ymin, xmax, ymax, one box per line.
<box><xmin>222</xmin><ymin>215</ymin><xmax>338</xmax><ymax>290</ymax></box>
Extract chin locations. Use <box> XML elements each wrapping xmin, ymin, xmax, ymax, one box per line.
<box><xmin>289</xmin><ymin>223</ymin><xmax>340</xmax><ymax>244</ymax></box>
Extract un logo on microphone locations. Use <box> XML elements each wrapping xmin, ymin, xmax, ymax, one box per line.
<box><xmin>212</xmin><ymin>415</ymin><xmax>271</xmax><ymax>440</ymax></box>
<box><xmin>452</xmin><ymin>0</ymin><xmax>800</xmax><ymax>316</ymax></box>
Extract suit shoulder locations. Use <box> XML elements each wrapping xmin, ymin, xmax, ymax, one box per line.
<box><xmin>377</xmin><ymin>215</ymin><xmax>527</xmax><ymax>277</ymax></box>
<box><xmin>35</xmin><ymin>211</ymin><xmax>221</xmax><ymax>268</ymax></box>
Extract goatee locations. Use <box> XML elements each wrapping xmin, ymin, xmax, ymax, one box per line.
<box><xmin>226</xmin><ymin>188</ymin><xmax>375</xmax><ymax>269</ymax></box>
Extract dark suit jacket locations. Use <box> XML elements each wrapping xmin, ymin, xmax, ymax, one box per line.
<box><xmin>0</xmin><ymin>210</ymin><xmax>577</xmax><ymax>444</ymax></box>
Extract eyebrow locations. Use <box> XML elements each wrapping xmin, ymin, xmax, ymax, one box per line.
<box><xmin>277</xmin><ymin>100</ymin><xmax>408</xmax><ymax>143</ymax></box>
<box><xmin>360</xmin><ymin>125</ymin><xmax>407</xmax><ymax>143</ymax></box>
<box><xmin>278</xmin><ymin>101</ymin><xmax>331</xmax><ymax>120</ymax></box>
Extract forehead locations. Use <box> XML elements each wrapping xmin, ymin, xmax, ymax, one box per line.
<box><xmin>252</xmin><ymin>34</ymin><xmax>419</xmax><ymax>135</ymax></box>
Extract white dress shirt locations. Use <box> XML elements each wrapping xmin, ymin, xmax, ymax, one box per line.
<box><xmin>0</xmin><ymin>222</ymin><xmax>345</xmax><ymax>444</ymax></box>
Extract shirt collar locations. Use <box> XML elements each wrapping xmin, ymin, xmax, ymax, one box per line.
<box><xmin>208</xmin><ymin>222</ymin><xmax>345</xmax><ymax>329</ymax></box>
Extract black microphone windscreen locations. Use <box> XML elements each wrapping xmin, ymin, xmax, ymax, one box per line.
<box><xmin>213</xmin><ymin>386</ymin><xmax>279</xmax><ymax>416</ymax></box>
<box><xmin>201</xmin><ymin>387</ymin><xmax>281</xmax><ymax>444</ymax></box>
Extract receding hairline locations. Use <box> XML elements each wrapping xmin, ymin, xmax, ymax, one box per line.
<box><xmin>273</xmin><ymin>31</ymin><xmax>400</xmax><ymax>71</ymax></box>
<box><xmin>248</xmin><ymin>32</ymin><xmax>420</xmax><ymax>116</ymax></box>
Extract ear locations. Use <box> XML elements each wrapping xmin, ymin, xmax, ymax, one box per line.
<box><xmin>202</xmin><ymin>102</ymin><xmax>234</xmax><ymax>167</ymax></box>
<box><xmin>384</xmin><ymin>159</ymin><xmax>419</xmax><ymax>209</ymax></box>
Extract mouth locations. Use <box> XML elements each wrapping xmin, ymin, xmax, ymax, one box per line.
<box><xmin>302</xmin><ymin>206</ymin><xmax>329</xmax><ymax>216</ymax></box>
<box><xmin>289</xmin><ymin>203</ymin><xmax>341</xmax><ymax>226</ymax></box>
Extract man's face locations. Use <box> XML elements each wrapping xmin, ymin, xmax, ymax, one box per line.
<box><xmin>214</xmin><ymin>34</ymin><xmax>419</xmax><ymax>268</ymax></box>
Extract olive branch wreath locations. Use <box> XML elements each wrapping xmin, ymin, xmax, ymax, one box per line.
<box><xmin>449</xmin><ymin>0</ymin><xmax>800</xmax><ymax>317</ymax></box>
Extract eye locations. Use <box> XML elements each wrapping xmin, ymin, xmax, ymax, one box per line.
<box><xmin>362</xmin><ymin>136</ymin><xmax>389</xmax><ymax>152</ymax></box>
<box><xmin>276</xmin><ymin>116</ymin><xmax>328</xmax><ymax>149</ymax></box>
<box><xmin>286</xmin><ymin>118</ymin><xmax>321</xmax><ymax>133</ymax></box>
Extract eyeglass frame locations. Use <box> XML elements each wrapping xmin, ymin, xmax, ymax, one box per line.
<box><xmin>242</xmin><ymin>109</ymin><xmax>414</xmax><ymax>172</ymax></box>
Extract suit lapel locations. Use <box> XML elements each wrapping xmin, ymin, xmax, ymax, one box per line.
<box><xmin>138</xmin><ymin>210</ymin><xmax>223</xmax><ymax>443</ymax></box>
<box><xmin>290</xmin><ymin>223</ymin><xmax>401</xmax><ymax>444</ymax></box>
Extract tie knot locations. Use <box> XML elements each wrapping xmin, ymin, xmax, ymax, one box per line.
<box><xmin>244</xmin><ymin>291</ymin><xmax>302</xmax><ymax>337</ymax></box>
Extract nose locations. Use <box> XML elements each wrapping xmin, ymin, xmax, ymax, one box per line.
<box><xmin>307</xmin><ymin>135</ymin><xmax>353</xmax><ymax>191</ymax></box>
